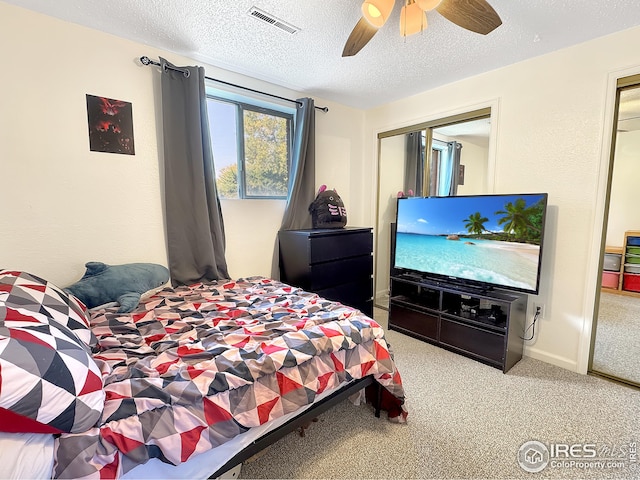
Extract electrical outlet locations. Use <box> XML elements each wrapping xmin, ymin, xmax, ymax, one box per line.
<box><xmin>533</xmin><ymin>302</ymin><xmax>545</xmax><ymax>319</ymax></box>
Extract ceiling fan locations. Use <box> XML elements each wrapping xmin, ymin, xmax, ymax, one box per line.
<box><xmin>342</xmin><ymin>0</ymin><xmax>502</xmax><ymax>57</ymax></box>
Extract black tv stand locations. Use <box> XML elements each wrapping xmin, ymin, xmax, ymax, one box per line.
<box><xmin>398</xmin><ymin>273</ymin><xmax>495</xmax><ymax>295</ymax></box>
<box><xmin>388</xmin><ymin>274</ymin><xmax>527</xmax><ymax>373</ymax></box>
<box><xmin>400</xmin><ymin>272</ymin><xmax>427</xmax><ymax>283</ymax></box>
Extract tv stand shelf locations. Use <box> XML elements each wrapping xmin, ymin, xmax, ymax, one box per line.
<box><xmin>388</xmin><ymin>276</ymin><xmax>527</xmax><ymax>373</ymax></box>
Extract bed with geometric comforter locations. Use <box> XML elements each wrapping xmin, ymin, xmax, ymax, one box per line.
<box><xmin>44</xmin><ymin>276</ymin><xmax>407</xmax><ymax>479</ymax></box>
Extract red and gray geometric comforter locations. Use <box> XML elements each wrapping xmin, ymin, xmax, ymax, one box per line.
<box><xmin>54</xmin><ymin>277</ymin><xmax>407</xmax><ymax>479</ymax></box>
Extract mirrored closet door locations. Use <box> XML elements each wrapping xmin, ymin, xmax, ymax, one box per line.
<box><xmin>591</xmin><ymin>75</ymin><xmax>640</xmax><ymax>388</ymax></box>
<box><xmin>374</xmin><ymin>110</ymin><xmax>493</xmax><ymax>309</ymax></box>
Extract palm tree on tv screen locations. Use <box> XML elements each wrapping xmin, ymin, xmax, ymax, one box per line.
<box><xmin>495</xmin><ymin>198</ymin><xmax>537</xmax><ymax>241</ymax></box>
<box><xmin>464</xmin><ymin>212</ymin><xmax>489</xmax><ymax>236</ymax></box>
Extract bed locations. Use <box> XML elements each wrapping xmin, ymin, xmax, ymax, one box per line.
<box><xmin>0</xmin><ymin>270</ymin><xmax>407</xmax><ymax>479</ymax></box>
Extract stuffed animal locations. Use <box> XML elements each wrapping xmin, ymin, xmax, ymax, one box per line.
<box><xmin>397</xmin><ymin>189</ymin><xmax>414</xmax><ymax>198</ymax></box>
<box><xmin>308</xmin><ymin>185</ymin><xmax>347</xmax><ymax>229</ymax></box>
<box><xmin>64</xmin><ymin>262</ymin><xmax>170</xmax><ymax>313</ymax></box>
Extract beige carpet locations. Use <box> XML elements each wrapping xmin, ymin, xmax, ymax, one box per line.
<box><xmin>240</xmin><ymin>309</ymin><xmax>639</xmax><ymax>479</ymax></box>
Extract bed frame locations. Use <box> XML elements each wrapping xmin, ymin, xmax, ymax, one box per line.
<box><xmin>209</xmin><ymin>376</ymin><xmax>381</xmax><ymax>478</ymax></box>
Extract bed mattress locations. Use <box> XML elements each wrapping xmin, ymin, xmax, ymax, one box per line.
<box><xmin>0</xmin><ymin>379</ymin><xmax>355</xmax><ymax>480</ymax></box>
<box><xmin>0</xmin><ymin>432</ymin><xmax>55</xmax><ymax>480</ymax></box>
<box><xmin>51</xmin><ymin>277</ymin><xmax>406</xmax><ymax>478</ymax></box>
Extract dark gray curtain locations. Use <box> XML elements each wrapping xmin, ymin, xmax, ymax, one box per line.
<box><xmin>404</xmin><ymin>131</ymin><xmax>423</xmax><ymax>196</ymax></box>
<box><xmin>160</xmin><ymin>57</ymin><xmax>229</xmax><ymax>285</ymax></box>
<box><xmin>281</xmin><ymin>98</ymin><xmax>316</xmax><ymax>230</ymax></box>
<box><xmin>271</xmin><ymin>97</ymin><xmax>316</xmax><ymax>278</ymax></box>
<box><xmin>447</xmin><ymin>141</ymin><xmax>463</xmax><ymax>196</ymax></box>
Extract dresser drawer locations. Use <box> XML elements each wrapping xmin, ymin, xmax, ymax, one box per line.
<box><xmin>308</xmin><ymin>230</ymin><xmax>373</xmax><ymax>264</ymax></box>
<box><xmin>440</xmin><ymin>318</ymin><xmax>505</xmax><ymax>364</ymax></box>
<box><xmin>308</xmin><ymin>255</ymin><xmax>372</xmax><ymax>291</ymax></box>
<box><xmin>355</xmin><ymin>299</ymin><xmax>373</xmax><ymax>317</ymax></box>
<box><xmin>278</xmin><ymin>228</ymin><xmax>373</xmax><ymax>317</ymax></box>
<box><xmin>389</xmin><ymin>303</ymin><xmax>438</xmax><ymax>341</ymax></box>
<box><xmin>316</xmin><ymin>277</ymin><xmax>373</xmax><ymax>308</ymax></box>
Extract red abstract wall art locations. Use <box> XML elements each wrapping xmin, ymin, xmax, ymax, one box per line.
<box><xmin>86</xmin><ymin>94</ymin><xmax>135</xmax><ymax>155</ymax></box>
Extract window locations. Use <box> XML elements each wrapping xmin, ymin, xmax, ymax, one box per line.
<box><xmin>429</xmin><ymin>138</ymin><xmax>448</xmax><ymax>195</ymax></box>
<box><xmin>206</xmin><ymin>94</ymin><xmax>294</xmax><ymax>199</ymax></box>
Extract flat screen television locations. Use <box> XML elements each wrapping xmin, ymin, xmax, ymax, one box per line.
<box><xmin>393</xmin><ymin>193</ymin><xmax>548</xmax><ymax>295</ymax></box>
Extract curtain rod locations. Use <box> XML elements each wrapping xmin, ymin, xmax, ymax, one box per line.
<box><xmin>140</xmin><ymin>56</ymin><xmax>328</xmax><ymax>113</ymax></box>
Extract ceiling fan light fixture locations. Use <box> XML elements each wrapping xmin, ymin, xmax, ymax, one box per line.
<box><xmin>415</xmin><ymin>0</ymin><xmax>442</xmax><ymax>11</ymax></box>
<box><xmin>361</xmin><ymin>0</ymin><xmax>395</xmax><ymax>28</ymax></box>
<box><xmin>400</xmin><ymin>1</ymin><xmax>426</xmax><ymax>37</ymax></box>
<box><xmin>344</xmin><ymin>0</ymin><xmax>502</xmax><ymax>57</ymax></box>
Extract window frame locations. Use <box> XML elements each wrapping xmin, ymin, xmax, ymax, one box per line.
<box><xmin>206</xmin><ymin>90</ymin><xmax>295</xmax><ymax>200</ymax></box>
<box><xmin>430</xmin><ymin>138</ymin><xmax>449</xmax><ymax>195</ymax></box>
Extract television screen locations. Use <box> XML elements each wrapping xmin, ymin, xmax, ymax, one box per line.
<box><xmin>394</xmin><ymin>193</ymin><xmax>548</xmax><ymax>294</ymax></box>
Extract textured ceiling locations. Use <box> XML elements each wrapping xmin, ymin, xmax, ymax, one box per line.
<box><xmin>6</xmin><ymin>0</ymin><xmax>640</xmax><ymax>109</ymax></box>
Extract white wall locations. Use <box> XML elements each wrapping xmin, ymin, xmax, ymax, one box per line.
<box><xmin>364</xmin><ymin>26</ymin><xmax>640</xmax><ymax>373</ymax></box>
<box><xmin>0</xmin><ymin>2</ymin><xmax>166</xmax><ymax>286</ymax></box>
<box><xmin>0</xmin><ymin>2</ymin><xmax>365</xmax><ymax>285</ymax></box>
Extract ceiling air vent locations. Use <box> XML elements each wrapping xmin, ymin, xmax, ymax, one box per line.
<box><xmin>248</xmin><ymin>7</ymin><xmax>299</xmax><ymax>35</ymax></box>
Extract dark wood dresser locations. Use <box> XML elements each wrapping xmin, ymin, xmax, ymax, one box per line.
<box><xmin>278</xmin><ymin>227</ymin><xmax>373</xmax><ymax>317</ymax></box>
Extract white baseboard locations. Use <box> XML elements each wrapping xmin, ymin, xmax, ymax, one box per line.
<box><xmin>524</xmin><ymin>347</ymin><xmax>579</xmax><ymax>373</ymax></box>
<box><xmin>375</xmin><ymin>289</ymin><xmax>389</xmax><ymax>302</ymax></box>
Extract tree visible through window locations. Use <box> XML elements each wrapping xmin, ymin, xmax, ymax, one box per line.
<box><xmin>206</xmin><ymin>96</ymin><xmax>293</xmax><ymax>199</ymax></box>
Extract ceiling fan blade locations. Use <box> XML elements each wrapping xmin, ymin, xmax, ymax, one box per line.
<box><xmin>342</xmin><ymin>17</ymin><xmax>379</xmax><ymax>57</ymax></box>
<box><xmin>436</xmin><ymin>0</ymin><xmax>502</xmax><ymax>35</ymax></box>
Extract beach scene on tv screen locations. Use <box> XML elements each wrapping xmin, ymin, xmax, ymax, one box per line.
<box><xmin>395</xmin><ymin>194</ymin><xmax>546</xmax><ymax>292</ymax></box>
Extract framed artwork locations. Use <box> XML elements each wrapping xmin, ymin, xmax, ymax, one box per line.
<box><xmin>86</xmin><ymin>94</ymin><xmax>135</xmax><ymax>155</ymax></box>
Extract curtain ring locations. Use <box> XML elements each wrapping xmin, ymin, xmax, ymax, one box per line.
<box><xmin>162</xmin><ymin>63</ymin><xmax>169</xmax><ymax>72</ymax></box>
<box><xmin>183</xmin><ymin>69</ymin><xmax>191</xmax><ymax>78</ymax></box>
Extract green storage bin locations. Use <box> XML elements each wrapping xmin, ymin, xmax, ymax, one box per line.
<box><xmin>627</xmin><ymin>246</ymin><xmax>640</xmax><ymax>254</ymax></box>
<box><xmin>626</xmin><ymin>254</ymin><xmax>640</xmax><ymax>264</ymax></box>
